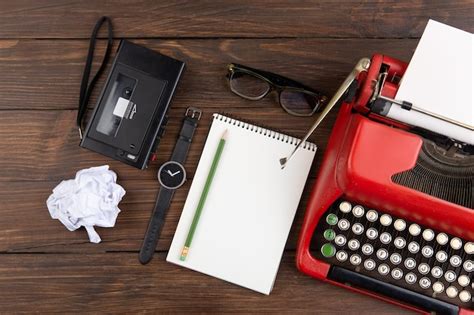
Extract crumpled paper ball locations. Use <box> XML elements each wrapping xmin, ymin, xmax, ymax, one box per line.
<box><xmin>46</xmin><ymin>165</ymin><xmax>126</xmax><ymax>243</ymax></box>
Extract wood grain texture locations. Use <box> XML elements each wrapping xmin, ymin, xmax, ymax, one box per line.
<box><xmin>0</xmin><ymin>0</ymin><xmax>472</xmax><ymax>39</ymax></box>
<box><xmin>0</xmin><ymin>0</ymin><xmax>469</xmax><ymax>313</ymax></box>
<box><xmin>0</xmin><ymin>252</ymin><xmax>408</xmax><ymax>313</ymax></box>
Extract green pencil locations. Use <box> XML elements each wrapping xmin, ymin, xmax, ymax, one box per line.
<box><xmin>180</xmin><ymin>129</ymin><xmax>228</xmax><ymax>261</ymax></box>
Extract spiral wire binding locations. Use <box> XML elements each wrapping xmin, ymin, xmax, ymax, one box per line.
<box><xmin>213</xmin><ymin>114</ymin><xmax>317</xmax><ymax>152</ymax></box>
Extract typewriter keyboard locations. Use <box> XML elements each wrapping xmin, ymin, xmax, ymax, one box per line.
<box><xmin>312</xmin><ymin>200</ymin><xmax>473</xmax><ymax>311</ymax></box>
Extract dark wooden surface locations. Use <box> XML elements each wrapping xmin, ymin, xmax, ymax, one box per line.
<box><xmin>0</xmin><ymin>1</ymin><xmax>471</xmax><ymax>313</ymax></box>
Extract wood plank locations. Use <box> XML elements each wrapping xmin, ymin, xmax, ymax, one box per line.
<box><xmin>0</xmin><ymin>252</ymin><xmax>412</xmax><ymax>313</ymax></box>
<box><xmin>0</xmin><ymin>178</ymin><xmax>315</xmax><ymax>253</ymax></box>
<box><xmin>1</xmin><ymin>38</ymin><xmax>417</xmax><ymax>111</ymax></box>
<box><xmin>0</xmin><ymin>0</ymin><xmax>472</xmax><ymax>39</ymax></box>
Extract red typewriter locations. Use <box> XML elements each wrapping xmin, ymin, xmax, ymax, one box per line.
<box><xmin>296</xmin><ymin>54</ymin><xmax>473</xmax><ymax>315</ymax></box>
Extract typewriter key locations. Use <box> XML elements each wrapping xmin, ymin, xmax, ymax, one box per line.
<box><xmin>366</xmin><ymin>228</ymin><xmax>378</xmax><ymax>240</ymax></box>
<box><xmin>378</xmin><ymin>264</ymin><xmax>390</xmax><ymax>276</ymax></box>
<box><xmin>408</xmin><ymin>223</ymin><xmax>421</xmax><ymax>236</ymax></box>
<box><xmin>350</xmin><ymin>254</ymin><xmax>361</xmax><ymax>266</ymax></box>
<box><xmin>348</xmin><ymin>239</ymin><xmax>360</xmax><ymax>251</ymax></box>
<box><xmin>436</xmin><ymin>250</ymin><xmax>448</xmax><ymax>263</ymax></box>
<box><xmin>464</xmin><ymin>242</ymin><xmax>474</xmax><ymax>254</ymax></box>
<box><xmin>364</xmin><ymin>259</ymin><xmax>376</xmax><ymax>271</ymax></box>
<box><xmin>421</xmin><ymin>245</ymin><xmax>433</xmax><ymax>258</ymax></box>
<box><xmin>404</xmin><ymin>258</ymin><xmax>416</xmax><ymax>270</ymax></box>
<box><xmin>459</xmin><ymin>290</ymin><xmax>471</xmax><ymax>303</ymax></box>
<box><xmin>436</xmin><ymin>233</ymin><xmax>449</xmax><ymax>245</ymax></box>
<box><xmin>352</xmin><ymin>205</ymin><xmax>364</xmax><ymax>218</ymax></box>
<box><xmin>335</xmin><ymin>234</ymin><xmax>346</xmax><ymax>246</ymax></box>
<box><xmin>450</xmin><ymin>255</ymin><xmax>462</xmax><ymax>267</ymax></box>
<box><xmin>391</xmin><ymin>268</ymin><xmax>403</xmax><ymax>280</ymax></box>
<box><xmin>380</xmin><ymin>232</ymin><xmax>392</xmax><ymax>244</ymax></box>
<box><xmin>450</xmin><ymin>237</ymin><xmax>462</xmax><ymax>250</ymax></box>
<box><xmin>321</xmin><ymin>243</ymin><xmax>336</xmax><ymax>257</ymax></box>
<box><xmin>394</xmin><ymin>219</ymin><xmax>406</xmax><ymax>231</ymax></box>
<box><xmin>339</xmin><ymin>201</ymin><xmax>352</xmax><ymax>213</ymax></box>
<box><xmin>418</xmin><ymin>263</ymin><xmax>430</xmax><ymax>275</ymax></box>
<box><xmin>352</xmin><ymin>223</ymin><xmax>364</xmax><ymax>235</ymax></box>
<box><xmin>431</xmin><ymin>266</ymin><xmax>443</xmax><ymax>278</ymax></box>
<box><xmin>376</xmin><ymin>248</ymin><xmax>388</xmax><ymax>260</ymax></box>
<box><xmin>419</xmin><ymin>277</ymin><xmax>431</xmax><ymax>289</ymax></box>
<box><xmin>390</xmin><ymin>253</ymin><xmax>402</xmax><ymax>265</ymax></box>
<box><xmin>405</xmin><ymin>272</ymin><xmax>417</xmax><ymax>284</ymax></box>
<box><xmin>433</xmin><ymin>281</ymin><xmax>444</xmax><ymax>294</ymax></box>
<box><xmin>336</xmin><ymin>250</ymin><xmax>348</xmax><ymax>262</ymax></box>
<box><xmin>326</xmin><ymin>214</ymin><xmax>338</xmax><ymax>225</ymax></box>
<box><xmin>394</xmin><ymin>237</ymin><xmax>406</xmax><ymax>249</ymax></box>
<box><xmin>380</xmin><ymin>214</ymin><xmax>392</xmax><ymax>226</ymax></box>
<box><xmin>337</xmin><ymin>219</ymin><xmax>350</xmax><ymax>231</ymax></box>
<box><xmin>362</xmin><ymin>244</ymin><xmax>373</xmax><ymax>255</ymax></box>
<box><xmin>446</xmin><ymin>286</ymin><xmax>458</xmax><ymax>298</ymax></box>
<box><xmin>458</xmin><ymin>275</ymin><xmax>470</xmax><ymax>287</ymax></box>
<box><xmin>408</xmin><ymin>241</ymin><xmax>420</xmax><ymax>254</ymax></box>
<box><xmin>323</xmin><ymin>229</ymin><xmax>336</xmax><ymax>241</ymax></box>
<box><xmin>445</xmin><ymin>270</ymin><xmax>456</xmax><ymax>283</ymax></box>
<box><xmin>463</xmin><ymin>260</ymin><xmax>473</xmax><ymax>272</ymax></box>
<box><xmin>366</xmin><ymin>210</ymin><xmax>378</xmax><ymax>222</ymax></box>
<box><xmin>422</xmin><ymin>229</ymin><xmax>435</xmax><ymax>241</ymax></box>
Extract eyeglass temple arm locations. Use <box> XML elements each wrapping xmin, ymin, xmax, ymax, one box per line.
<box><xmin>279</xmin><ymin>58</ymin><xmax>371</xmax><ymax>169</ymax></box>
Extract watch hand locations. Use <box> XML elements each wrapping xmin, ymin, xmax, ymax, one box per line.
<box><xmin>166</xmin><ymin>169</ymin><xmax>174</xmax><ymax>176</ymax></box>
<box><xmin>171</xmin><ymin>170</ymin><xmax>181</xmax><ymax>176</ymax></box>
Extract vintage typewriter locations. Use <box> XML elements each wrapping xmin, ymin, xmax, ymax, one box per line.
<box><xmin>296</xmin><ymin>54</ymin><xmax>473</xmax><ymax>315</ymax></box>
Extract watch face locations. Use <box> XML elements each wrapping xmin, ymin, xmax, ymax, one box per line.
<box><xmin>158</xmin><ymin>161</ymin><xmax>186</xmax><ymax>189</ymax></box>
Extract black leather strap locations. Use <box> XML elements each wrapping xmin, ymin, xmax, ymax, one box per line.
<box><xmin>138</xmin><ymin>108</ymin><xmax>201</xmax><ymax>264</ymax></box>
<box><xmin>77</xmin><ymin>16</ymin><xmax>114</xmax><ymax>139</ymax></box>
<box><xmin>138</xmin><ymin>188</ymin><xmax>174</xmax><ymax>264</ymax></box>
<box><xmin>171</xmin><ymin>115</ymin><xmax>199</xmax><ymax>164</ymax></box>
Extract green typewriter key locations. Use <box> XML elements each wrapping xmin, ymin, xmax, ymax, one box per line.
<box><xmin>326</xmin><ymin>214</ymin><xmax>338</xmax><ymax>226</ymax></box>
<box><xmin>324</xmin><ymin>229</ymin><xmax>336</xmax><ymax>241</ymax></box>
<box><xmin>321</xmin><ymin>243</ymin><xmax>336</xmax><ymax>258</ymax></box>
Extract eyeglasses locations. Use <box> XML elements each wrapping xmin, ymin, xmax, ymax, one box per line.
<box><xmin>226</xmin><ymin>63</ymin><xmax>327</xmax><ymax>117</ymax></box>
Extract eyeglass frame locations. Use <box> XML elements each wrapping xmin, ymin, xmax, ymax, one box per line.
<box><xmin>226</xmin><ymin>63</ymin><xmax>327</xmax><ymax>117</ymax></box>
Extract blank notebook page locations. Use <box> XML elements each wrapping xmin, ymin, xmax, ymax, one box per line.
<box><xmin>167</xmin><ymin>114</ymin><xmax>316</xmax><ymax>294</ymax></box>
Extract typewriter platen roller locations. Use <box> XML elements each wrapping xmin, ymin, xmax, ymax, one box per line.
<box><xmin>297</xmin><ymin>55</ymin><xmax>473</xmax><ymax>315</ymax></box>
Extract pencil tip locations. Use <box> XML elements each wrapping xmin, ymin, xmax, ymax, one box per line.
<box><xmin>279</xmin><ymin>157</ymin><xmax>287</xmax><ymax>169</ymax></box>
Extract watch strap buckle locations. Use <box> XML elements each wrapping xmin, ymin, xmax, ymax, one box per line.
<box><xmin>185</xmin><ymin>107</ymin><xmax>202</xmax><ymax>120</ymax></box>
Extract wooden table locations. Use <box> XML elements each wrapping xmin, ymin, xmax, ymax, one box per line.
<box><xmin>0</xmin><ymin>1</ymin><xmax>471</xmax><ymax>313</ymax></box>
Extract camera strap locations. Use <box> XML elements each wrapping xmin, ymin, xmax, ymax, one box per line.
<box><xmin>77</xmin><ymin>16</ymin><xmax>114</xmax><ymax>139</ymax></box>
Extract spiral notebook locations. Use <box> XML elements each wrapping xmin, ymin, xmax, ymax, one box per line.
<box><xmin>167</xmin><ymin>114</ymin><xmax>316</xmax><ymax>295</ymax></box>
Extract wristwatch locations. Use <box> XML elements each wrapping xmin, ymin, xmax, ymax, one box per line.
<box><xmin>139</xmin><ymin>107</ymin><xmax>202</xmax><ymax>264</ymax></box>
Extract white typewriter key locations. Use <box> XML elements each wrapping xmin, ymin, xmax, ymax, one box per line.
<box><xmin>419</xmin><ymin>277</ymin><xmax>431</xmax><ymax>289</ymax></box>
<box><xmin>352</xmin><ymin>205</ymin><xmax>365</xmax><ymax>218</ymax></box>
<box><xmin>464</xmin><ymin>242</ymin><xmax>474</xmax><ymax>254</ymax></box>
<box><xmin>444</xmin><ymin>270</ymin><xmax>456</xmax><ymax>283</ymax></box>
<box><xmin>391</xmin><ymin>268</ymin><xmax>403</xmax><ymax>280</ymax></box>
<box><xmin>380</xmin><ymin>232</ymin><xmax>392</xmax><ymax>245</ymax></box>
<box><xmin>408</xmin><ymin>241</ymin><xmax>420</xmax><ymax>254</ymax></box>
<box><xmin>408</xmin><ymin>224</ymin><xmax>421</xmax><ymax>236</ymax></box>
<box><xmin>380</xmin><ymin>214</ymin><xmax>392</xmax><ymax>226</ymax></box>
<box><xmin>418</xmin><ymin>263</ymin><xmax>430</xmax><ymax>275</ymax></box>
<box><xmin>450</xmin><ymin>255</ymin><xmax>462</xmax><ymax>268</ymax></box>
<box><xmin>339</xmin><ymin>201</ymin><xmax>352</xmax><ymax>213</ymax></box>
<box><xmin>404</xmin><ymin>258</ymin><xmax>416</xmax><ymax>270</ymax></box>
<box><xmin>366</xmin><ymin>210</ymin><xmax>378</xmax><ymax>222</ymax></box>
<box><xmin>459</xmin><ymin>290</ymin><xmax>471</xmax><ymax>303</ymax></box>
<box><xmin>376</xmin><ymin>248</ymin><xmax>388</xmax><ymax>260</ymax></box>
<box><xmin>446</xmin><ymin>286</ymin><xmax>458</xmax><ymax>298</ymax></box>
<box><xmin>436</xmin><ymin>233</ymin><xmax>449</xmax><ymax>246</ymax></box>
<box><xmin>422</xmin><ymin>229</ymin><xmax>435</xmax><ymax>242</ymax></box>
<box><xmin>421</xmin><ymin>246</ymin><xmax>433</xmax><ymax>258</ymax></box>
<box><xmin>436</xmin><ymin>250</ymin><xmax>448</xmax><ymax>263</ymax></box>
<box><xmin>458</xmin><ymin>275</ymin><xmax>470</xmax><ymax>287</ymax></box>
<box><xmin>336</xmin><ymin>250</ymin><xmax>348</xmax><ymax>262</ymax></box>
<box><xmin>390</xmin><ymin>253</ymin><xmax>402</xmax><ymax>265</ymax></box>
<box><xmin>450</xmin><ymin>237</ymin><xmax>462</xmax><ymax>250</ymax></box>
<box><xmin>348</xmin><ymin>239</ymin><xmax>360</xmax><ymax>251</ymax></box>
<box><xmin>350</xmin><ymin>254</ymin><xmax>361</xmax><ymax>266</ymax></box>
<box><xmin>361</xmin><ymin>244</ymin><xmax>373</xmax><ymax>256</ymax></box>
<box><xmin>335</xmin><ymin>235</ymin><xmax>347</xmax><ymax>247</ymax></box>
<box><xmin>337</xmin><ymin>219</ymin><xmax>350</xmax><ymax>231</ymax></box>
<box><xmin>393</xmin><ymin>219</ymin><xmax>406</xmax><ymax>232</ymax></box>
<box><xmin>366</xmin><ymin>228</ymin><xmax>378</xmax><ymax>240</ymax></box>
<box><xmin>463</xmin><ymin>260</ymin><xmax>473</xmax><ymax>272</ymax></box>
<box><xmin>364</xmin><ymin>259</ymin><xmax>376</xmax><ymax>271</ymax></box>
<box><xmin>431</xmin><ymin>266</ymin><xmax>443</xmax><ymax>278</ymax></box>
<box><xmin>405</xmin><ymin>272</ymin><xmax>417</xmax><ymax>285</ymax></box>
<box><xmin>432</xmin><ymin>281</ymin><xmax>444</xmax><ymax>294</ymax></box>
<box><xmin>378</xmin><ymin>264</ymin><xmax>390</xmax><ymax>276</ymax></box>
<box><xmin>352</xmin><ymin>223</ymin><xmax>364</xmax><ymax>235</ymax></box>
<box><xmin>394</xmin><ymin>237</ymin><xmax>406</xmax><ymax>249</ymax></box>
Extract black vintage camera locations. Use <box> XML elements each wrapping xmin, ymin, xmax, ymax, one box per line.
<box><xmin>80</xmin><ymin>40</ymin><xmax>185</xmax><ymax>169</ymax></box>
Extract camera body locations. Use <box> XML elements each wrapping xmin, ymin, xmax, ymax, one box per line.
<box><xmin>80</xmin><ymin>40</ymin><xmax>185</xmax><ymax>169</ymax></box>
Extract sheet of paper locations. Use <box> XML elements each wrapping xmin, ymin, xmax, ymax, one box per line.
<box><xmin>389</xmin><ymin>19</ymin><xmax>473</xmax><ymax>144</ymax></box>
<box><xmin>167</xmin><ymin>114</ymin><xmax>316</xmax><ymax>295</ymax></box>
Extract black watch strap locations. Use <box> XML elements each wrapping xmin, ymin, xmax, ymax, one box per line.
<box><xmin>139</xmin><ymin>188</ymin><xmax>174</xmax><ymax>264</ymax></box>
<box><xmin>139</xmin><ymin>107</ymin><xmax>201</xmax><ymax>264</ymax></box>
<box><xmin>171</xmin><ymin>108</ymin><xmax>201</xmax><ymax>164</ymax></box>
